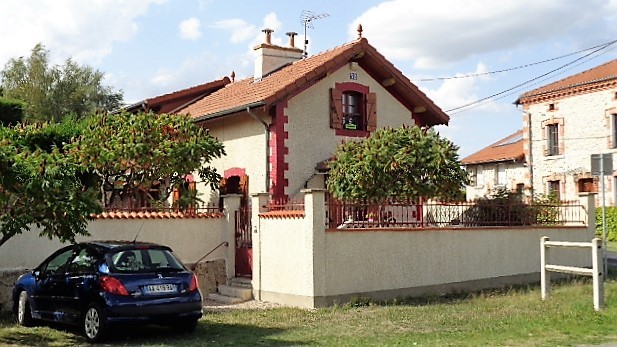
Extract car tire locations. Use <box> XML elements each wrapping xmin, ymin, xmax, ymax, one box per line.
<box><xmin>170</xmin><ymin>318</ymin><xmax>198</xmax><ymax>334</ymax></box>
<box><xmin>83</xmin><ymin>303</ymin><xmax>108</xmax><ymax>343</ymax></box>
<box><xmin>16</xmin><ymin>291</ymin><xmax>33</xmax><ymax>327</ymax></box>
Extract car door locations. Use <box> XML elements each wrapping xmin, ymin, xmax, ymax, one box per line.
<box><xmin>62</xmin><ymin>245</ymin><xmax>101</xmax><ymax>323</ymax></box>
<box><xmin>30</xmin><ymin>246</ymin><xmax>76</xmax><ymax>320</ymax></box>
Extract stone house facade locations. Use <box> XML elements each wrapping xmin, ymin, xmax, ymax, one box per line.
<box><xmin>516</xmin><ymin>59</ymin><xmax>617</xmax><ymax>204</ymax></box>
<box><xmin>461</xmin><ymin>130</ymin><xmax>526</xmax><ymax>201</ymax></box>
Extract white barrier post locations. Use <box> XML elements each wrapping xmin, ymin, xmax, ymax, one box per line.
<box><xmin>592</xmin><ymin>238</ymin><xmax>604</xmax><ymax>311</ymax></box>
<box><xmin>541</xmin><ymin>237</ymin><xmax>604</xmax><ymax>311</ymax></box>
<box><xmin>541</xmin><ymin>236</ymin><xmax>550</xmax><ymax>300</ymax></box>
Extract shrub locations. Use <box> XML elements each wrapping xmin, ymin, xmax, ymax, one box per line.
<box><xmin>462</xmin><ymin>189</ymin><xmax>561</xmax><ymax>227</ymax></box>
<box><xmin>463</xmin><ymin>188</ymin><xmax>535</xmax><ymax>226</ymax></box>
<box><xmin>533</xmin><ymin>193</ymin><xmax>562</xmax><ymax>226</ymax></box>
<box><xmin>0</xmin><ymin>97</ymin><xmax>24</xmax><ymax>126</ymax></box>
<box><xmin>596</xmin><ymin>207</ymin><xmax>617</xmax><ymax>241</ymax></box>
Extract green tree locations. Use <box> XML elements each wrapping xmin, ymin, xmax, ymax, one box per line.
<box><xmin>68</xmin><ymin>111</ymin><xmax>226</xmax><ymax>207</ymax></box>
<box><xmin>1</xmin><ymin>43</ymin><xmax>123</xmax><ymax>122</ymax></box>
<box><xmin>0</xmin><ymin>121</ymin><xmax>101</xmax><ymax>248</ymax></box>
<box><xmin>327</xmin><ymin>126</ymin><xmax>468</xmax><ymax>201</ymax></box>
<box><xmin>0</xmin><ymin>97</ymin><xmax>25</xmax><ymax>126</ymax></box>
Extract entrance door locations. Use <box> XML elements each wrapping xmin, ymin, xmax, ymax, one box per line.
<box><xmin>235</xmin><ymin>205</ymin><xmax>252</xmax><ymax>278</ymax></box>
<box><xmin>227</xmin><ymin>174</ymin><xmax>252</xmax><ymax>278</ymax></box>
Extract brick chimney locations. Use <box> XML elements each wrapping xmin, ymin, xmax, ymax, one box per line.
<box><xmin>254</xmin><ymin>29</ymin><xmax>303</xmax><ymax>80</ymax></box>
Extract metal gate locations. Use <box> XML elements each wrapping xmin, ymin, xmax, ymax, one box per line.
<box><xmin>234</xmin><ymin>207</ymin><xmax>252</xmax><ymax>278</ymax></box>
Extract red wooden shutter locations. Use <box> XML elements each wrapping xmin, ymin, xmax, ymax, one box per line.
<box><xmin>330</xmin><ymin>88</ymin><xmax>343</xmax><ymax>129</ymax></box>
<box><xmin>366</xmin><ymin>92</ymin><xmax>377</xmax><ymax>132</ymax></box>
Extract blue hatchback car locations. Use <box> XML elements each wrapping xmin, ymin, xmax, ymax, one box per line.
<box><xmin>12</xmin><ymin>241</ymin><xmax>203</xmax><ymax>342</ymax></box>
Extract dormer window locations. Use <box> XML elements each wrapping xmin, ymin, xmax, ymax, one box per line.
<box><xmin>330</xmin><ymin>82</ymin><xmax>376</xmax><ymax>137</ymax></box>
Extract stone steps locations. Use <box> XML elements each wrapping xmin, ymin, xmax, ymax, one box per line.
<box><xmin>207</xmin><ymin>277</ymin><xmax>253</xmax><ymax>303</ymax></box>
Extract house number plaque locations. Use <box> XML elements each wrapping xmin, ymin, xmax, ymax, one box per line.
<box><xmin>349</xmin><ymin>72</ymin><xmax>358</xmax><ymax>80</ymax></box>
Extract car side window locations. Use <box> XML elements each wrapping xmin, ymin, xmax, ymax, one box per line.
<box><xmin>69</xmin><ymin>247</ymin><xmax>99</xmax><ymax>274</ymax></box>
<box><xmin>41</xmin><ymin>248</ymin><xmax>74</xmax><ymax>276</ymax></box>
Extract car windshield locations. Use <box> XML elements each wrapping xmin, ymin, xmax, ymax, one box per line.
<box><xmin>108</xmin><ymin>248</ymin><xmax>186</xmax><ymax>273</ymax></box>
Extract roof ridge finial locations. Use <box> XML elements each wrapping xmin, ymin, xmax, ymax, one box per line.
<box><xmin>357</xmin><ymin>24</ymin><xmax>363</xmax><ymax>39</ymax></box>
<box><xmin>230</xmin><ymin>71</ymin><xmax>235</xmax><ymax>82</ymax></box>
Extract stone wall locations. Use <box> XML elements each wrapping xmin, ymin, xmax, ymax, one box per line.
<box><xmin>188</xmin><ymin>259</ymin><xmax>227</xmax><ymax>297</ymax></box>
<box><xmin>0</xmin><ymin>268</ymin><xmax>28</xmax><ymax>312</ymax></box>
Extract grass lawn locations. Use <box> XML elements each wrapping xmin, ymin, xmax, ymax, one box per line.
<box><xmin>2</xmin><ymin>277</ymin><xmax>617</xmax><ymax>346</ymax></box>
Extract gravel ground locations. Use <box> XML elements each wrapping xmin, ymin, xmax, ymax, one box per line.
<box><xmin>202</xmin><ymin>298</ymin><xmax>282</xmax><ymax>312</ymax></box>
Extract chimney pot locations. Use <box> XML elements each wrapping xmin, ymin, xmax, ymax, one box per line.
<box><xmin>262</xmin><ymin>28</ymin><xmax>274</xmax><ymax>44</ymax></box>
<box><xmin>285</xmin><ymin>32</ymin><xmax>298</xmax><ymax>48</ymax></box>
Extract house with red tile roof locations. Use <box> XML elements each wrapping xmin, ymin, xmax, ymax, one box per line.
<box><xmin>169</xmin><ymin>26</ymin><xmax>449</xmax><ymax>205</ymax></box>
<box><xmin>516</xmin><ymin>58</ymin><xmax>617</xmax><ymax>204</ymax></box>
<box><xmin>124</xmin><ymin>77</ymin><xmax>230</xmax><ymax>115</ymax></box>
<box><xmin>461</xmin><ymin>130</ymin><xmax>526</xmax><ymax>200</ymax></box>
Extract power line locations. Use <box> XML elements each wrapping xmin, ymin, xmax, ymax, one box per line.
<box><xmin>444</xmin><ymin>40</ymin><xmax>617</xmax><ymax>114</ymax></box>
<box><xmin>418</xmin><ymin>39</ymin><xmax>617</xmax><ymax>82</ymax></box>
<box><xmin>448</xmin><ymin>45</ymin><xmax>617</xmax><ymax>115</ymax></box>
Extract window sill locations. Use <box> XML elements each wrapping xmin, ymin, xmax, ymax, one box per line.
<box><xmin>545</xmin><ymin>154</ymin><xmax>565</xmax><ymax>160</ymax></box>
<box><xmin>335</xmin><ymin>129</ymin><xmax>370</xmax><ymax>137</ymax></box>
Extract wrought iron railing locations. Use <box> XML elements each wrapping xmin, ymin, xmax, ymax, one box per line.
<box><xmin>326</xmin><ymin>199</ymin><xmax>586</xmax><ymax>229</ymax></box>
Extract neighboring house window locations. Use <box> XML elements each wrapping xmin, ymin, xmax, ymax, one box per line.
<box><xmin>547</xmin><ymin>180</ymin><xmax>560</xmax><ymax>200</ymax></box>
<box><xmin>496</xmin><ymin>164</ymin><xmax>506</xmax><ymax>186</ymax></box>
<box><xmin>476</xmin><ymin>165</ymin><xmax>484</xmax><ymax>186</ymax></box>
<box><xmin>546</xmin><ymin>124</ymin><xmax>560</xmax><ymax>156</ymax></box>
<box><xmin>578</xmin><ymin>178</ymin><xmax>597</xmax><ymax>193</ymax></box>
<box><xmin>467</xmin><ymin>167</ymin><xmax>477</xmax><ymax>186</ymax></box>
<box><xmin>612</xmin><ymin>114</ymin><xmax>617</xmax><ymax>148</ymax></box>
<box><xmin>330</xmin><ymin>82</ymin><xmax>377</xmax><ymax>136</ymax></box>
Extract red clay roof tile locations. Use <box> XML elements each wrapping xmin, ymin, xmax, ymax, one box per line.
<box><xmin>259</xmin><ymin>210</ymin><xmax>305</xmax><ymax>219</ymax></box>
<box><xmin>178</xmin><ymin>38</ymin><xmax>449</xmax><ymax>126</ymax></box>
<box><xmin>461</xmin><ymin>130</ymin><xmax>524</xmax><ymax>165</ymax></box>
<box><xmin>517</xmin><ymin>59</ymin><xmax>617</xmax><ymax>104</ymax></box>
<box><xmin>125</xmin><ymin>77</ymin><xmax>230</xmax><ymax>114</ymax></box>
<box><xmin>92</xmin><ymin>211</ymin><xmax>224</xmax><ymax>219</ymax></box>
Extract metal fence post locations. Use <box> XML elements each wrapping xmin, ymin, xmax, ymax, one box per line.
<box><xmin>541</xmin><ymin>236</ymin><xmax>550</xmax><ymax>300</ymax></box>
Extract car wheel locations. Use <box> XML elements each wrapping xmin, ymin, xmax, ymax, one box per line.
<box><xmin>16</xmin><ymin>291</ymin><xmax>33</xmax><ymax>327</ymax></box>
<box><xmin>170</xmin><ymin>318</ymin><xmax>198</xmax><ymax>334</ymax></box>
<box><xmin>83</xmin><ymin>303</ymin><xmax>108</xmax><ymax>343</ymax></box>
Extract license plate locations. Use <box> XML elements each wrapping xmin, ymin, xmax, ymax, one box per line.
<box><xmin>144</xmin><ymin>284</ymin><xmax>176</xmax><ymax>294</ymax></box>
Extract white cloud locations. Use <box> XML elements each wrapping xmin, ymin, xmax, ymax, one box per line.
<box><xmin>212</xmin><ymin>19</ymin><xmax>256</xmax><ymax>43</ymax></box>
<box><xmin>351</xmin><ymin>0</ymin><xmax>617</xmax><ymax>69</ymax></box>
<box><xmin>0</xmin><ymin>0</ymin><xmax>165</xmax><ymax>67</ymax></box>
<box><xmin>213</xmin><ymin>12</ymin><xmax>283</xmax><ymax>47</ymax></box>
<box><xmin>179</xmin><ymin>17</ymin><xmax>202</xmax><ymax>41</ymax></box>
<box><xmin>422</xmin><ymin>63</ymin><xmax>497</xmax><ymax>113</ymax></box>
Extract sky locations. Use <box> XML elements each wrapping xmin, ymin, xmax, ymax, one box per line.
<box><xmin>1</xmin><ymin>0</ymin><xmax>616</xmax><ymax>158</ymax></box>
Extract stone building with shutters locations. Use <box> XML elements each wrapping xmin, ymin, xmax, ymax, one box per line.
<box><xmin>130</xmin><ymin>26</ymin><xmax>450</xmax><ymax>204</ymax></box>
<box><xmin>461</xmin><ymin>130</ymin><xmax>527</xmax><ymax>201</ymax></box>
<box><xmin>515</xmin><ymin>58</ymin><xmax>617</xmax><ymax>204</ymax></box>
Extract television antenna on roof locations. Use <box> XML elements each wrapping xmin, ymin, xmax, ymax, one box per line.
<box><xmin>300</xmin><ymin>10</ymin><xmax>330</xmax><ymax>58</ymax></box>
